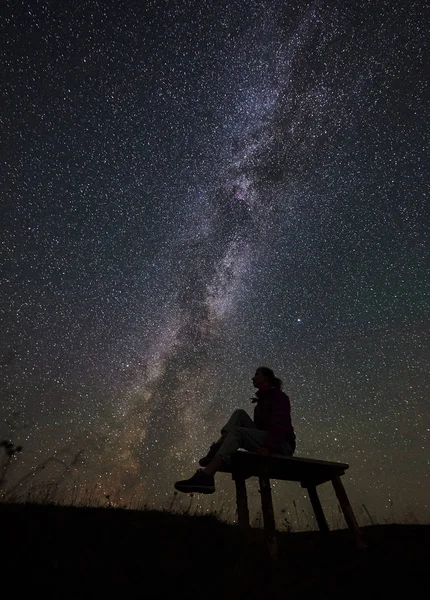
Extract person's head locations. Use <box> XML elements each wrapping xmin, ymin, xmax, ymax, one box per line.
<box><xmin>252</xmin><ymin>367</ymin><xmax>283</xmax><ymax>391</ymax></box>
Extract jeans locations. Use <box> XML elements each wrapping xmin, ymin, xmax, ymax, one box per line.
<box><xmin>215</xmin><ymin>409</ymin><xmax>294</xmax><ymax>466</ymax></box>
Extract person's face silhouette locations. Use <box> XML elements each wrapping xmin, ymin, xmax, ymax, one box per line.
<box><xmin>252</xmin><ymin>370</ymin><xmax>270</xmax><ymax>390</ymax></box>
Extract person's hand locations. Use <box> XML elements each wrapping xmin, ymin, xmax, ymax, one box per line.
<box><xmin>256</xmin><ymin>448</ymin><xmax>270</xmax><ymax>457</ymax></box>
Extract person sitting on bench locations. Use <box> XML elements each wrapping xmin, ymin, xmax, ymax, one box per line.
<box><xmin>174</xmin><ymin>366</ymin><xmax>296</xmax><ymax>494</ymax></box>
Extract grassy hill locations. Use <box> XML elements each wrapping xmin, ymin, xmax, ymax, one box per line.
<box><xmin>2</xmin><ymin>501</ymin><xmax>428</xmax><ymax>598</ymax></box>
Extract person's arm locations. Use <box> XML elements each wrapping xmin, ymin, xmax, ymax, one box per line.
<box><xmin>263</xmin><ymin>391</ymin><xmax>291</xmax><ymax>453</ymax></box>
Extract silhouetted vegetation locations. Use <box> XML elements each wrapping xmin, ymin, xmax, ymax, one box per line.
<box><xmin>1</xmin><ymin>500</ymin><xmax>428</xmax><ymax>598</ymax></box>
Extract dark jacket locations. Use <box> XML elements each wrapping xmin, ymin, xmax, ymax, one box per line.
<box><xmin>252</xmin><ymin>387</ymin><xmax>295</xmax><ymax>453</ymax></box>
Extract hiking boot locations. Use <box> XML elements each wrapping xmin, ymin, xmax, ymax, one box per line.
<box><xmin>198</xmin><ymin>442</ymin><xmax>222</xmax><ymax>467</ymax></box>
<box><xmin>174</xmin><ymin>469</ymin><xmax>215</xmax><ymax>494</ymax></box>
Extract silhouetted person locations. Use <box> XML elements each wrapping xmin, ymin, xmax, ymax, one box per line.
<box><xmin>174</xmin><ymin>366</ymin><xmax>295</xmax><ymax>494</ymax></box>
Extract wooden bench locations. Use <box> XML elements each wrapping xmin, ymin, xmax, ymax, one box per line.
<box><xmin>220</xmin><ymin>451</ymin><xmax>366</xmax><ymax>557</ymax></box>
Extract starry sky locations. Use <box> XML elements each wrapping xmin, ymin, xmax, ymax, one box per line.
<box><xmin>1</xmin><ymin>0</ymin><xmax>429</xmax><ymax>525</ymax></box>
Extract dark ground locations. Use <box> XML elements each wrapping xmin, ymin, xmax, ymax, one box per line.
<box><xmin>1</xmin><ymin>502</ymin><xmax>428</xmax><ymax>599</ymax></box>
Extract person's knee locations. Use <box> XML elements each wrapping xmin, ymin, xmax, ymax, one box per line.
<box><xmin>221</xmin><ymin>409</ymin><xmax>248</xmax><ymax>435</ymax></box>
<box><xmin>232</xmin><ymin>409</ymin><xmax>247</xmax><ymax>418</ymax></box>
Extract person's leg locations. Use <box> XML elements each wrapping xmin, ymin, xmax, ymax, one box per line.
<box><xmin>174</xmin><ymin>427</ymin><xmax>272</xmax><ymax>494</ymax></box>
<box><xmin>220</xmin><ymin>409</ymin><xmax>256</xmax><ymax>437</ymax></box>
<box><xmin>199</xmin><ymin>409</ymin><xmax>256</xmax><ymax>466</ymax></box>
<box><xmin>203</xmin><ymin>427</ymin><xmax>267</xmax><ymax>475</ymax></box>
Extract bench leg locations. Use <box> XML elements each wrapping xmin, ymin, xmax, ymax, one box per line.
<box><xmin>258</xmin><ymin>474</ymin><xmax>278</xmax><ymax>560</ymax></box>
<box><xmin>307</xmin><ymin>485</ymin><xmax>330</xmax><ymax>536</ymax></box>
<box><xmin>331</xmin><ymin>476</ymin><xmax>367</xmax><ymax>549</ymax></box>
<box><xmin>233</xmin><ymin>475</ymin><xmax>250</xmax><ymax>531</ymax></box>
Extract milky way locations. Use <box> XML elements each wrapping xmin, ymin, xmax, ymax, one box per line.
<box><xmin>1</xmin><ymin>1</ymin><xmax>429</xmax><ymax>524</ymax></box>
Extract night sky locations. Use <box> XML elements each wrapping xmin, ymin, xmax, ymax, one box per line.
<box><xmin>1</xmin><ymin>1</ymin><xmax>429</xmax><ymax>525</ymax></box>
